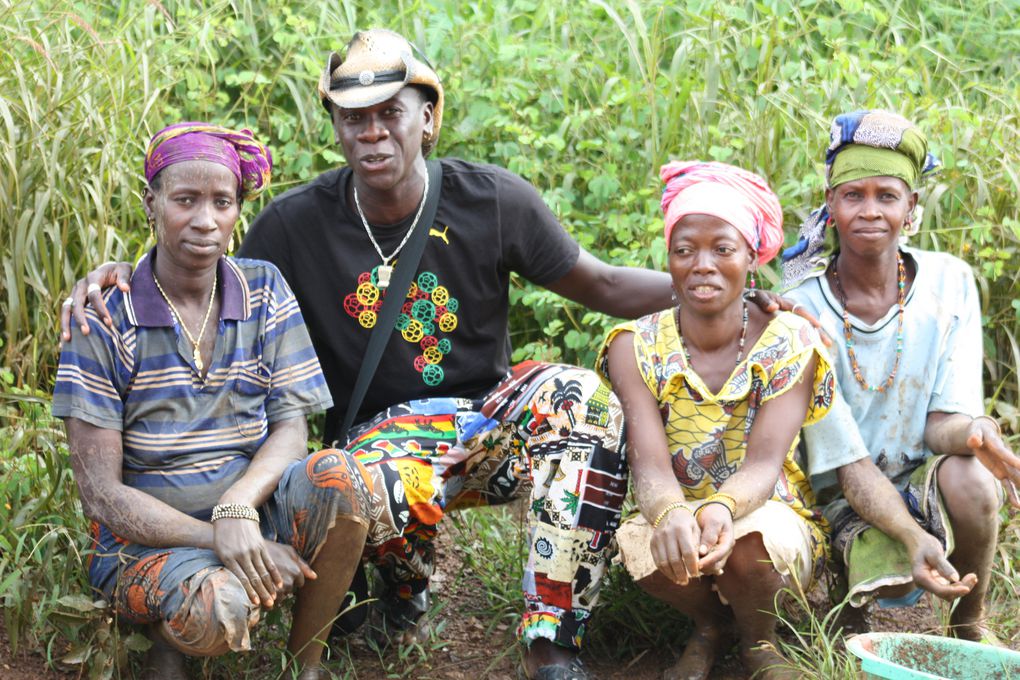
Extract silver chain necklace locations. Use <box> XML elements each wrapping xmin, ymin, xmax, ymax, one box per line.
<box><xmin>352</xmin><ymin>170</ymin><xmax>430</xmax><ymax>289</ymax></box>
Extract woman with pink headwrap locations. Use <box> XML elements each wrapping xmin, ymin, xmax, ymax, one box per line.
<box><xmin>597</xmin><ymin>161</ymin><xmax>836</xmax><ymax>679</ymax></box>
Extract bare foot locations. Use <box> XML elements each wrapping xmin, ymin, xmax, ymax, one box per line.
<box><xmin>141</xmin><ymin>628</ymin><xmax>188</xmax><ymax>680</ymax></box>
<box><xmin>663</xmin><ymin>621</ymin><xmax>734</xmax><ymax>680</ymax></box>
<box><xmin>740</xmin><ymin>642</ymin><xmax>800</xmax><ymax>680</ymax></box>
<box><xmin>947</xmin><ymin>601</ymin><xmax>1001</xmax><ymax>644</ymax></box>
<box><xmin>948</xmin><ymin>621</ymin><xmax>1001</xmax><ymax>645</ymax></box>
<box><xmin>394</xmin><ymin>616</ymin><xmax>431</xmax><ymax>646</ymax></box>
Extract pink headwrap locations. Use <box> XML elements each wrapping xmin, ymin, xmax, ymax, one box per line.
<box><xmin>144</xmin><ymin>122</ymin><xmax>272</xmax><ymax>202</ymax></box>
<box><xmin>660</xmin><ymin>161</ymin><xmax>784</xmax><ymax>265</ymax></box>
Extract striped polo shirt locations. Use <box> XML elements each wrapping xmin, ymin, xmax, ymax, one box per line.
<box><xmin>53</xmin><ymin>249</ymin><xmax>332</xmax><ymax>521</ymax></box>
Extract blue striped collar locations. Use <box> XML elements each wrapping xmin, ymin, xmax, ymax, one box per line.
<box><xmin>127</xmin><ymin>247</ymin><xmax>251</xmax><ymax>327</ymax></box>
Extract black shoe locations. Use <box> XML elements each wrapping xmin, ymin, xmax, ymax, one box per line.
<box><xmin>365</xmin><ymin>586</ymin><xmax>430</xmax><ymax>646</ymax></box>
<box><xmin>520</xmin><ymin>658</ymin><xmax>592</xmax><ymax>680</ymax></box>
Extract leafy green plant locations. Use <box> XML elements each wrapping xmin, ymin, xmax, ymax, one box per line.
<box><xmin>769</xmin><ymin>586</ymin><xmax>859</xmax><ymax>679</ymax></box>
<box><xmin>0</xmin><ymin>385</ymin><xmax>97</xmax><ymax>672</ymax></box>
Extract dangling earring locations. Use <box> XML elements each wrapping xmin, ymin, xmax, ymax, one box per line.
<box><xmin>228</xmin><ymin>230</ymin><xmax>236</xmax><ymax>253</ymax></box>
<box><xmin>903</xmin><ymin>206</ymin><xmax>921</xmax><ymax>237</ymax></box>
<box><xmin>671</xmin><ymin>285</ymin><xmax>679</xmax><ymax>306</ymax></box>
<box><xmin>745</xmin><ymin>266</ymin><xmax>757</xmax><ymax>299</ymax></box>
<box><xmin>147</xmin><ymin>214</ymin><xmax>156</xmax><ymax>236</ymax></box>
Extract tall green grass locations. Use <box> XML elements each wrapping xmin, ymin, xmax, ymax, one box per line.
<box><xmin>2</xmin><ymin>0</ymin><xmax>1019</xmax><ymax>402</ymax></box>
<box><xmin>2</xmin><ymin>0</ymin><xmax>1019</xmax><ymax>676</ymax></box>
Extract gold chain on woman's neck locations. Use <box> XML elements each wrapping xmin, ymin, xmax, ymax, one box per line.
<box><xmin>152</xmin><ymin>268</ymin><xmax>218</xmax><ymax>373</ymax></box>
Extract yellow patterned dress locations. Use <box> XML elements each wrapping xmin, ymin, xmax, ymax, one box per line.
<box><xmin>598</xmin><ymin>309</ymin><xmax>836</xmax><ymax>582</ymax></box>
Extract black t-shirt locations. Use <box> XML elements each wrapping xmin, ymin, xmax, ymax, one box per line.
<box><xmin>238</xmin><ymin>158</ymin><xmax>580</xmax><ymax>439</ymax></box>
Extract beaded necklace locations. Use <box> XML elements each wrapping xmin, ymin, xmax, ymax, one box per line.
<box><xmin>830</xmin><ymin>252</ymin><xmax>905</xmax><ymax>393</ymax></box>
<box><xmin>675</xmin><ymin>300</ymin><xmax>749</xmax><ymax>370</ymax></box>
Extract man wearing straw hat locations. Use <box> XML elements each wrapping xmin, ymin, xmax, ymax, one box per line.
<box><xmin>63</xmin><ymin>28</ymin><xmax>800</xmax><ymax>679</ymax></box>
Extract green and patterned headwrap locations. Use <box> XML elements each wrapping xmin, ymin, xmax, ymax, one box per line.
<box><xmin>826</xmin><ymin>110</ymin><xmax>933</xmax><ymax>189</ymax></box>
<box><xmin>781</xmin><ymin>110</ymin><xmax>940</xmax><ymax>287</ymax></box>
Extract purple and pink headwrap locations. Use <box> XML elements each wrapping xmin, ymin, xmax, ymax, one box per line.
<box><xmin>660</xmin><ymin>161</ymin><xmax>784</xmax><ymax>265</ymax></box>
<box><xmin>144</xmin><ymin>122</ymin><xmax>272</xmax><ymax>202</ymax></box>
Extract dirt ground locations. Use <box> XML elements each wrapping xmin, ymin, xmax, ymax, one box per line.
<box><xmin>0</xmin><ymin>528</ymin><xmax>988</xmax><ymax>680</ymax></box>
<box><xmin>0</xmin><ymin>619</ymin><xmax>71</xmax><ymax>680</ymax></box>
<box><xmin>334</xmin><ymin>525</ymin><xmax>751</xmax><ymax>680</ymax></box>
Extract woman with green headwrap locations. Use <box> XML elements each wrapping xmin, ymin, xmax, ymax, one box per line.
<box><xmin>782</xmin><ymin>110</ymin><xmax>1020</xmax><ymax>640</ymax></box>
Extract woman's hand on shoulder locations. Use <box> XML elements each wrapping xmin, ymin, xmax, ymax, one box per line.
<box><xmin>694</xmin><ymin>503</ymin><xmax>735</xmax><ymax>575</ymax></box>
<box><xmin>214</xmin><ymin>517</ymin><xmax>282</xmax><ymax>608</ymax></box>
<box><xmin>651</xmin><ymin>506</ymin><xmax>701</xmax><ymax>585</ymax></box>
<box><xmin>60</xmin><ymin>262</ymin><xmax>133</xmax><ymax>342</ymax></box>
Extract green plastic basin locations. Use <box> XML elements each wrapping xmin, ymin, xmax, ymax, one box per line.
<box><xmin>846</xmin><ymin>632</ymin><xmax>1020</xmax><ymax>679</ymax></box>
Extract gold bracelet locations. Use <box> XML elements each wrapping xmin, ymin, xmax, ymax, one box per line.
<box><xmin>652</xmin><ymin>500</ymin><xmax>693</xmax><ymax>529</ymax></box>
<box><xmin>211</xmin><ymin>503</ymin><xmax>260</xmax><ymax>523</ymax></box>
<box><xmin>709</xmin><ymin>492</ymin><xmax>737</xmax><ymax>515</ymax></box>
<box><xmin>694</xmin><ymin>501</ymin><xmax>731</xmax><ymax>521</ymax></box>
<box><xmin>693</xmin><ymin>492</ymin><xmax>737</xmax><ymax>521</ymax></box>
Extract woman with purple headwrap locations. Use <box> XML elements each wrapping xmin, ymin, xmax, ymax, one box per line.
<box><xmin>597</xmin><ymin>161</ymin><xmax>835</xmax><ymax>679</ymax></box>
<box><xmin>54</xmin><ymin>123</ymin><xmax>375</xmax><ymax>679</ymax></box>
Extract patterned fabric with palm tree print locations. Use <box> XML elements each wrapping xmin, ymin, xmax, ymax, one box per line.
<box><xmin>338</xmin><ymin>360</ymin><xmax>626</xmax><ymax>651</ymax></box>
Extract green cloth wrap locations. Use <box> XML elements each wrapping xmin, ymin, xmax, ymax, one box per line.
<box><xmin>829</xmin><ymin>145</ymin><xmax>919</xmax><ymax>190</ymax></box>
<box><xmin>842</xmin><ymin>455</ymin><xmax>952</xmax><ymax>608</ymax></box>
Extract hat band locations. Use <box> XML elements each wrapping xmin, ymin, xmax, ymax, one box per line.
<box><xmin>330</xmin><ymin>69</ymin><xmax>405</xmax><ymax>91</ymax></box>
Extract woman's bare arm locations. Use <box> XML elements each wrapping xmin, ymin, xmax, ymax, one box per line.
<box><xmin>926</xmin><ymin>411</ymin><xmax>1020</xmax><ymax>507</ymax></box>
<box><xmin>65</xmin><ymin>417</ymin><xmax>214</xmax><ymax>548</ymax></box>
<box><xmin>606</xmin><ymin>332</ymin><xmax>702</xmax><ymax>584</ymax></box>
<box><xmin>606</xmin><ymin>333</ymin><xmax>686</xmax><ymax>520</ymax></box>
<box><xmin>716</xmin><ymin>354</ymin><xmax>817</xmax><ymax>518</ymax></box>
<box><xmin>212</xmin><ymin>415</ymin><xmax>311</xmax><ymax>608</ymax></box>
<box><xmin>837</xmin><ymin>457</ymin><xmax>976</xmax><ymax>599</ymax></box>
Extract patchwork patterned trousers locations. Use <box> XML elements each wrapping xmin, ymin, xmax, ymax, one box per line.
<box><xmin>342</xmin><ymin>361</ymin><xmax>627</xmax><ymax>650</ymax></box>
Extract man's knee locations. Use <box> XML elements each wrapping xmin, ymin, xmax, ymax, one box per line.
<box><xmin>162</xmin><ymin>569</ymin><xmax>259</xmax><ymax>656</ymax></box>
<box><xmin>937</xmin><ymin>456</ymin><xmax>1000</xmax><ymax>527</ymax></box>
<box><xmin>305</xmin><ymin>448</ymin><xmax>376</xmax><ymax>523</ymax></box>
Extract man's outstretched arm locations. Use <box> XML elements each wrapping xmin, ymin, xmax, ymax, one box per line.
<box><xmin>546</xmin><ymin>248</ymin><xmax>826</xmax><ymax>331</ymax></box>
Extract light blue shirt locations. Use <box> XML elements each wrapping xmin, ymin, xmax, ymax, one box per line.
<box><xmin>787</xmin><ymin>246</ymin><xmax>983</xmax><ymax>499</ymax></box>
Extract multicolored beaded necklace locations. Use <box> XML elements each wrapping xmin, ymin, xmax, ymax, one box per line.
<box><xmin>830</xmin><ymin>252</ymin><xmax>906</xmax><ymax>393</ymax></box>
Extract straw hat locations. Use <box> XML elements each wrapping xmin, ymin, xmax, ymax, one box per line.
<box><xmin>319</xmin><ymin>29</ymin><xmax>444</xmax><ymax>155</ymax></box>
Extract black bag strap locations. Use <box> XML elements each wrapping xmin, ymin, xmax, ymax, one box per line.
<box><xmin>334</xmin><ymin>160</ymin><xmax>442</xmax><ymax>445</ymax></box>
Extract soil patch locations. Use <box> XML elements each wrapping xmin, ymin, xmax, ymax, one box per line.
<box><xmin>3</xmin><ymin>523</ymin><xmax>1016</xmax><ymax>679</ymax></box>
<box><xmin>0</xmin><ymin>618</ymin><xmax>74</xmax><ymax>680</ymax></box>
